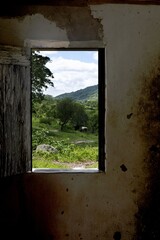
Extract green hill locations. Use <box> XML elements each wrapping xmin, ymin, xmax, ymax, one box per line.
<box><xmin>55</xmin><ymin>85</ymin><xmax>98</xmax><ymax>101</ymax></box>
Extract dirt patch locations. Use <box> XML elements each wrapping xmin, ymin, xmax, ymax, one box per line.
<box><xmin>52</xmin><ymin>160</ymin><xmax>97</xmax><ymax>169</ymax></box>
<box><xmin>73</xmin><ymin>140</ymin><xmax>95</xmax><ymax>145</ymax></box>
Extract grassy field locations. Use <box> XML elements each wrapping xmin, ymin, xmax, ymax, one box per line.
<box><xmin>32</xmin><ymin>117</ymin><xmax>98</xmax><ymax>169</ymax></box>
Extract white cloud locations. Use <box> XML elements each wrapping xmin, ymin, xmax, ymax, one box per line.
<box><xmin>93</xmin><ymin>52</ymin><xmax>98</xmax><ymax>61</ymax></box>
<box><xmin>47</xmin><ymin>57</ymin><xmax>97</xmax><ymax>72</ymax></box>
<box><xmin>37</xmin><ymin>50</ymin><xmax>58</xmax><ymax>57</ymax></box>
<box><xmin>43</xmin><ymin>56</ymin><xmax>98</xmax><ymax>97</ymax></box>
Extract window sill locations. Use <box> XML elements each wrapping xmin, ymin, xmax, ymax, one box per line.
<box><xmin>31</xmin><ymin>168</ymin><xmax>104</xmax><ymax>174</ymax></box>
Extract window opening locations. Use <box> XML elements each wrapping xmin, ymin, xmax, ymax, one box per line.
<box><xmin>31</xmin><ymin>49</ymin><xmax>105</xmax><ymax>171</ymax></box>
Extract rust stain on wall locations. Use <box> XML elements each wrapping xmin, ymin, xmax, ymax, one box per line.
<box><xmin>135</xmin><ymin>64</ymin><xmax>160</xmax><ymax>239</ymax></box>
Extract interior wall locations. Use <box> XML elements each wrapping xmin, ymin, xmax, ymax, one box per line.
<box><xmin>0</xmin><ymin>4</ymin><xmax>160</xmax><ymax>240</ymax></box>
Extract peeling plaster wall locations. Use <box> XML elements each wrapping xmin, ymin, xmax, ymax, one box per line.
<box><xmin>0</xmin><ymin>14</ymin><xmax>68</xmax><ymax>47</ymax></box>
<box><xmin>0</xmin><ymin>6</ymin><xmax>103</xmax><ymax>47</ymax></box>
<box><xmin>1</xmin><ymin>4</ymin><xmax>160</xmax><ymax>240</ymax></box>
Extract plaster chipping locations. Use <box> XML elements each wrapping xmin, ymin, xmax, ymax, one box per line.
<box><xmin>0</xmin><ymin>13</ymin><xmax>68</xmax><ymax>47</ymax></box>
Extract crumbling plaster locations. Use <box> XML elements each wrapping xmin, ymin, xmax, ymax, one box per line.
<box><xmin>0</xmin><ymin>6</ymin><xmax>103</xmax><ymax>47</ymax></box>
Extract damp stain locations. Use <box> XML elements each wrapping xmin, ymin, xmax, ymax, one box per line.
<box><xmin>135</xmin><ymin>65</ymin><xmax>160</xmax><ymax>239</ymax></box>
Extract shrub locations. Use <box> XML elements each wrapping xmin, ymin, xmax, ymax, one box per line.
<box><xmin>39</xmin><ymin>117</ymin><xmax>52</xmax><ymax>125</ymax></box>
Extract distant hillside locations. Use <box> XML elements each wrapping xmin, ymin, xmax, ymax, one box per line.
<box><xmin>55</xmin><ymin>85</ymin><xmax>98</xmax><ymax>101</ymax></box>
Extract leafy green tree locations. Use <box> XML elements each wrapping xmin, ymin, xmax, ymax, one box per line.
<box><xmin>56</xmin><ymin>98</ymin><xmax>75</xmax><ymax>130</ymax></box>
<box><xmin>84</xmin><ymin>100</ymin><xmax>98</xmax><ymax>133</ymax></box>
<box><xmin>71</xmin><ymin>103</ymin><xmax>88</xmax><ymax>130</ymax></box>
<box><xmin>56</xmin><ymin>98</ymin><xmax>89</xmax><ymax>131</ymax></box>
<box><xmin>33</xmin><ymin>95</ymin><xmax>56</xmax><ymax>125</ymax></box>
<box><xmin>88</xmin><ymin>111</ymin><xmax>98</xmax><ymax>133</ymax></box>
<box><xmin>31</xmin><ymin>51</ymin><xmax>54</xmax><ymax>103</ymax></box>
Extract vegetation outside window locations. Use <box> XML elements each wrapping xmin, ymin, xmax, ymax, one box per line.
<box><xmin>31</xmin><ymin>49</ymin><xmax>105</xmax><ymax>172</ymax></box>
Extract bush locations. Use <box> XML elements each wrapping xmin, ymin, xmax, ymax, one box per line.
<box><xmin>39</xmin><ymin>117</ymin><xmax>52</xmax><ymax>125</ymax></box>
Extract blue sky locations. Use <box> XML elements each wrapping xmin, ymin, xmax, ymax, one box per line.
<box><xmin>39</xmin><ymin>50</ymin><xmax>98</xmax><ymax>97</ymax></box>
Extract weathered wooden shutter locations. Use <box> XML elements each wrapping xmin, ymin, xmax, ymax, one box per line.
<box><xmin>0</xmin><ymin>45</ymin><xmax>31</xmax><ymax>177</ymax></box>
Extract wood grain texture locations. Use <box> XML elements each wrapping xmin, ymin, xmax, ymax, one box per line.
<box><xmin>0</xmin><ymin>46</ymin><xmax>31</xmax><ymax>177</ymax></box>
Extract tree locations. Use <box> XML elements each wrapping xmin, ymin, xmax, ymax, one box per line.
<box><xmin>33</xmin><ymin>95</ymin><xmax>56</xmax><ymax>125</ymax></box>
<box><xmin>56</xmin><ymin>98</ymin><xmax>75</xmax><ymax>130</ymax></box>
<box><xmin>71</xmin><ymin>103</ymin><xmax>88</xmax><ymax>130</ymax></box>
<box><xmin>88</xmin><ymin>111</ymin><xmax>98</xmax><ymax>133</ymax></box>
<box><xmin>85</xmin><ymin>100</ymin><xmax>98</xmax><ymax>133</ymax></box>
<box><xmin>56</xmin><ymin>98</ymin><xmax>89</xmax><ymax>131</ymax></box>
<box><xmin>31</xmin><ymin>50</ymin><xmax>54</xmax><ymax>103</ymax></box>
